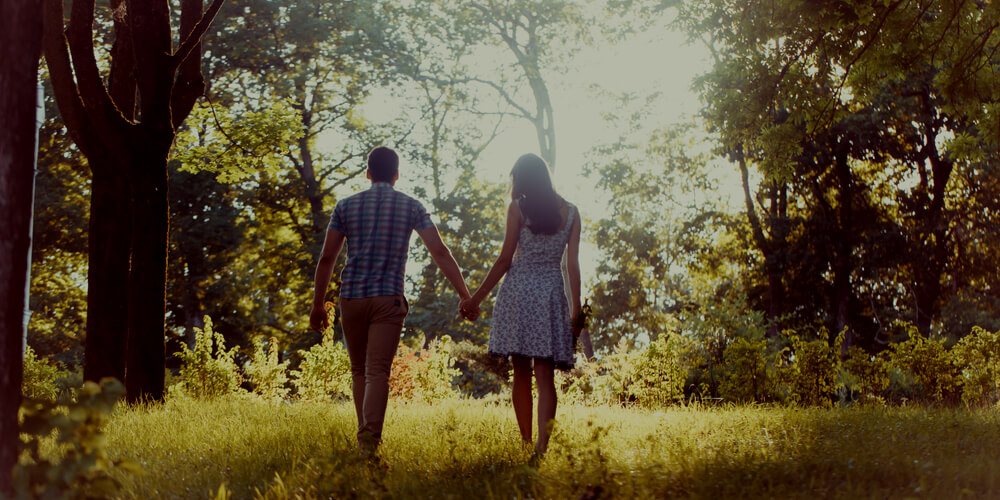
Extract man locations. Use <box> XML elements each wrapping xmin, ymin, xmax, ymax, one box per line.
<box><xmin>310</xmin><ymin>146</ymin><xmax>477</xmax><ymax>455</ymax></box>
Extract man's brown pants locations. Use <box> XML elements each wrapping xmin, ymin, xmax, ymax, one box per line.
<box><xmin>340</xmin><ymin>295</ymin><xmax>408</xmax><ymax>448</ymax></box>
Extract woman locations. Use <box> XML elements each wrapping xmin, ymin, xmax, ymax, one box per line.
<box><xmin>460</xmin><ymin>153</ymin><xmax>582</xmax><ymax>456</ymax></box>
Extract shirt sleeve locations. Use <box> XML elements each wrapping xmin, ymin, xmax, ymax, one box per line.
<box><xmin>329</xmin><ymin>201</ymin><xmax>348</xmax><ymax>233</ymax></box>
<box><xmin>411</xmin><ymin>200</ymin><xmax>433</xmax><ymax>231</ymax></box>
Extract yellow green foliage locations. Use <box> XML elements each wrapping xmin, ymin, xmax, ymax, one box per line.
<box><xmin>290</xmin><ymin>333</ymin><xmax>352</xmax><ymax>401</ymax></box>
<box><xmin>840</xmin><ymin>345</ymin><xmax>890</xmax><ymax>404</ymax></box>
<box><xmin>22</xmin><ymin>345</ymin><xmax>69</xmax><ymax>402</ymax></box>
<box><xmin>96</xmin><ymin>398</ymin><xmax>1000</xmax><ymax>498</ymax></box>
<box><xmin>887</xmin><ymin>323</ymin><xmax>960</xmax><ymax>403</ymax></box>
<box><xmin>173</xmin><ymin>100</ymin><xmax>303</xmax><ymax>183</ymax></box>
<box><xmin>719</xmin><ymin>338</ymin><xmax>772</xmax><ymax>403</ymax></box>
<box><xmin>389</xmin><ymin>335</ymin><xmax>459</xmax><ymax>403</ymax></box>
<box><xmin>15</xmin><ymin>378</ymin><xmax>140</xmax><ymax>499</ymax></box>
<box><xmin>951</xmin><ymin>326</ymin><xmax>1000</xmax><ymax>407</ymax></box>
<box><xmin>173</xmin><ymin>316</ymin><xmax>243</xmax><ymax>399</ymax></box>
<box><xmin>245</xmin><ymin>337</ymin><xmax>290</xmax><ymax>400</ymax></box>
<box><xmin>777</xmin><ymin>334</ymin><xmax>839</xmax><ymax>407</ymax></box>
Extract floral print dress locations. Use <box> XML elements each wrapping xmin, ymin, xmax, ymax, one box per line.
<box><xmin>488</xmin><ymin>203</ymin><xmax>576</xmax><ymax>370</ymax></box>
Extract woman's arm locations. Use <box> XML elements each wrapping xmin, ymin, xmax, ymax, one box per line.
<box><xmin>469</xmin><ymin>200</ymin><xmax>522</xmax><ymax>305</ymax></box>
<box><xmin>567</xmin><ymin>208</ymin><xmax>582</xmax><ymax>319</ymax></box>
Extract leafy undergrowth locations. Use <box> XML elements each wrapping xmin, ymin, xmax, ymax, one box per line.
<box><xmin>101</xmin><ymin>397</ymin><xmax>1000</xmax><ymax>498</ymax></box>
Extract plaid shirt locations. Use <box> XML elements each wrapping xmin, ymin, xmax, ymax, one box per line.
<box><xmin>329</xmin><ymin>182</ymin><xmax>433</xmax><ymax>298</ymax></box>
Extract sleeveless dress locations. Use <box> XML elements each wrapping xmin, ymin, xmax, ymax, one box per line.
<box><xmin>488</xmin><ymin>203</ymin><xmax>577</xmax><ymax>370</ymax></box>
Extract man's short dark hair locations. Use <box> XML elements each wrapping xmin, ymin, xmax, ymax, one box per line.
<box><xmin>367</xmin><ymin>146</ymin><xmax>399</xmax><ymax>183</ymax></box>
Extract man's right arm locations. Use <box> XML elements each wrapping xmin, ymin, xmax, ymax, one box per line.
<box><xmin>310</xmin><ymin>227</ymin><xmax>346</xmax><ymax>332</ymax></box>
<box><xmin>417</xmin><ymin>225</ymin><xmax>471</xmax><ymax>301</ymax></box>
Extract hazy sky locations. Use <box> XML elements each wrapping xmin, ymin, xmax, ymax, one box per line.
<box><xmin>330</xmin><ymin>14</ymin><xmax>724</xmax><ymax>285</ymax></box>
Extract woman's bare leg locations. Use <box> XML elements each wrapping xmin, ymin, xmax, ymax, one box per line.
<box><xmin>511</xmin><ymin>355</ymin><xmax>534</xmax><ymax>444</ymax></box>
<box><xmin>533</xmin><ymin>358</ymin><xmax>557</xmax><ymax>455</ymax></box>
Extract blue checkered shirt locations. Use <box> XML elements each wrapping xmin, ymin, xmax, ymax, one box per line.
<box><xmin>329</xmin><ymin>182</ymin><xmax>433</xmax><ymax>298</ymax></box>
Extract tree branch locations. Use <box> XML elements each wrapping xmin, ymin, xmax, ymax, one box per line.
<box><xmin>67</xmin><ymin>0</ymin><xmax>129</xmax><ymax>133</ymax></box>
<box><xmin>42</xmin><ymin>0</ymin><xmax>96</xmax><ymax>157</ymax></box>
<box><xmin>172</xmin><ymin>0</ymin><xmax>225</xmax><ymax>69</ymax></box>
<box><xmin>172</xmin><ymin>0</ymin><xmax>207</xmax><ymax>126</ymax></box>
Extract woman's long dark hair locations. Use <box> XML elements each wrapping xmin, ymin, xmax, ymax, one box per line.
<box><xmin>511</xmin><ymin>153</ymin><xmax>562</xmax><ymax>235</ymax></box>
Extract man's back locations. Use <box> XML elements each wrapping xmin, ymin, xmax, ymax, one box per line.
<box><xmin>330</xmin><ymin>182</ymin><xmax>432</xmax><ymax>299</ymax></box>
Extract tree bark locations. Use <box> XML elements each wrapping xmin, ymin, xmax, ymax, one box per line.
<box><xmin>84</xmin><ymin>163</ymin><xmax>132</xmax><ymax>383</ymax></box>
<box><xmin>832</xmin><ymin>145</ymin><xmax>854</xmax><ymax>348</ymax></box>
<box><xmin>126</xmin><ymin>142</ymin><xmax>170</xmax><ymax>402</ymax></box>
<box><xmin>0</xmin><ymin>0</ymin><xmax>42</xmax><ymax>490</ymax></box>
<box><xmin>43</xmin><ymin>0</ymin><xmax>225</xmax><ymax>402</ymax></box>
<box><xmin>738</xmin><ymin>150</ymin><xmax>784</xmax><ymax>336</ymax></box>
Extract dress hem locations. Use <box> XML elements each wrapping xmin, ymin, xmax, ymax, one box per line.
<box><xmin>488</xmin><ymin>350</ymin><xmax>574</xmax><ymax>371</ymax></box>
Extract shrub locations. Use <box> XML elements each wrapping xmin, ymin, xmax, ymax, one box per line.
<box><xmin>173</xmin><ymin>316</ymin><xmax>242</xmax><ymax>399</ymax></box>
<box><xmin>450</xmin><ymin>340</ymin><xmax>508</xmax><ymax>398</ymax></box>
<box><xmin>22</xmin><ymin>345</ymin><xmax>69</xmax><ymax>402</ymax></box>
<box><xmin>389</xmin><ymin>335</ymin><xmax>459</xmax><ymax>403</ymax></box>
<box><xmin>291</xmin><ymin>333</ymin><xmax>352</xmax><ymax>401</ymax></box>
<box><xmin>589</xmin><ymin>339</ymin><xmax>644</xmax><ymax>406</ymax></box>
<box><xmin>886</xmin><ymin>322</ymin><xmax>959</xmax><ymax>404</ymax></box>
<box><xmin>840</xmin><ymin>346</ymin><xmax>890</xmax><ymax>404</ymax></box>
<box><xmin>951</xmin><ymin>326</ymin><xmax>1000</xmax><ymax>406</ymax></box>
<box><xmin>245</xmin><ymin>337</ymin><xmax>290</xmax><ymax>400</ymax></box>
<box><xmin>629</xmin><ymin>333</ymin><xmax>691</xmax><ymax>407</ymax></box>
<box><xmin>719</xmin><ymin>338</ymin><xmax>772</xmax><ymax>403</ymax></box>
<box><xmin>778</xmin><ymin>335</ymin><xmax>839</xmax><ymax>407</ymax></box>
<box><xmin>15</xmin><ymin>378</ymin><xmax>140</xmax><ymax>498</ymax></box>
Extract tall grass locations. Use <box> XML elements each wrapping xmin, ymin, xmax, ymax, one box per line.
<box><xmin>103</xmin><ymin>397</ymin><xmax>1000</xmax><ymax>498</ymax></box>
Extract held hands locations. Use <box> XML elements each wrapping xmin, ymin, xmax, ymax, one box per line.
<box><xmin>459</xmin><ymin>296</ymin><xmax>481</xmax><ymax>322</ymax></box>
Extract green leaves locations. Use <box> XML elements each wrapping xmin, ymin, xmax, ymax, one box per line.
<box><xmin>173</xmin><ymin>100</ymin><xmax>304</xmax><ymax>184</ymax></box>
<box><xmin>14</xmin><ymin>378</ymin><xmax>139</xmax><ymax>500</ymax></box>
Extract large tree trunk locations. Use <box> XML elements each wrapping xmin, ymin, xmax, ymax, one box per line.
<box><xmin>83</xmin><ymin>166</ymin><xmax>132</xmax><ymax>383</ymax></box>
<box><xmin>738</xmin><ymin>151</ymin><xmax>785</xmax><ymax>336</ymax></box>
<box><xmin>832</xmin><ymin>146</ymin><xmax>854</xmax><ymax>348</ymax></box>
<box><xmin>0</xmin><ymin>0</ymin><xmax>42</xmax><ymax>490</ymax></box>
<box><xmin>125</xmin><ymin>142</ymin><xmax>171</xmax><ymax>402</ymax></box>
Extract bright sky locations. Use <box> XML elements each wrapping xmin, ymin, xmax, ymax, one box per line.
<box><xmin>327</xmin><ymin>14</ymin><xmax>726</xmax><ymax>287</ymax></box>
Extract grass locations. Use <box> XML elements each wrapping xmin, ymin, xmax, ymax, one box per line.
<box><xmin>101</xmin><ymin>396</ymin><xmax>1000</xmax><ymax>499</ymax></box>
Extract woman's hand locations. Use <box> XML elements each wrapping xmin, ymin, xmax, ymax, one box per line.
<box><xmin>571</xmin><ymin>302</ymin><xmax>587</xmax><ymax>337</ymax></box>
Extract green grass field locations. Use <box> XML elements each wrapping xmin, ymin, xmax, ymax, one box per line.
<box><xmin>103</xmin><ymin>397</ymin><xmax>1000</xmax><ymax>498</ymax></box>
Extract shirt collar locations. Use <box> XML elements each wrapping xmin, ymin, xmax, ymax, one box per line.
<box><xmin>370</xmin><ymin>182</ymin><xmax>394</xmax><ymax>190</ymax></box>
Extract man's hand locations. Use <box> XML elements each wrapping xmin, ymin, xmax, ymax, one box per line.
<box><xmin>310</xmin><ymin>302</ymin><xmax>330</xmax><ymax>332</ymax></box>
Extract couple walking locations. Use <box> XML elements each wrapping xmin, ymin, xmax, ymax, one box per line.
<box><xmin>309</xmin><ymin>146</ymin><xmax>583</xmax><ymax>458</ymax></box>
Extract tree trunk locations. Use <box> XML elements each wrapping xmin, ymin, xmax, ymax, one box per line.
<box><xmin>832</xmin><ymin>147</ymin><xmax>854</xmax><ymax>348</ymax></box>
<box><xmin>738</xmin><ymin>151</ymin><xmax>784</xmax><ymax>336</ymax></box>
<box><xmin>125</xmin><ymin>141</ymin><xmax>171</xmax><ymax>403</ymax></box>
<box><xmin>83</xmin><ymin>166</ymin><xmax>132</xmax><ymax>383</ymax></box>
<box><xmin>0</xmin><ymin>0</ymin><xmax>42</xmax><ymax>490</ymax></box>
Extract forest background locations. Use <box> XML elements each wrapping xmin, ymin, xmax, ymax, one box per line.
<box><xmin>20</xmin><ymin>0</ymin><xmax>1000</xmax><ymax>406</ymax></box>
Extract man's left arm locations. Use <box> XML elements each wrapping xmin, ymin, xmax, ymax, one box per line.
<box><xmin>310</xmin><ymin>227</ymin><xmax>346</xmax><ymax>332</ymax></box>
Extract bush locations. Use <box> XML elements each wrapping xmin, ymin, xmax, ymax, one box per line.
<box><xmin>719</xmin><ymin>338</ymin><xmax>772</xmax><ymax>403</ymax></box>
<box><xmin>15</xmin><ymin>378</ymin><xmax>140</xmax><ymax>498</ymax></box>
<box><xmin>840</xmin><ymin>346</ymin><xmax>889</xmax><ymax>404</ymax></box>
<box><xmin>886</xmin><ymin>322</ymin><xmax>959</xmax><ymax>404</ymax></box>
<box><xmin>290</xmin><ymin>333</ymin><xmax>352</xmax><ymax>401</ymax></box>
<box><xmin>778</xmin><ymin>335</ymin><xmax>839</xmax><ymax>407</ymax></box>
<box><xmin>245</xmin><ymin>337</ymin><xmax>290</xmax><ymax>400</ymax></box>
<box><xmin>173</xmin><ymin>316</ymin><xmax>243</xmax><ymax>399</ymax></box>
<box><xmin>589</xmin><ymin>339</ymin><xmax>644</xmax><ymax>406</ymax></box>
<box><xmin>951</xmin><ymin>326</ymin><xmax>1000</xmax><ymax>406</ymax></box>
<box><xmin>629</xmin><ymin>334</ymin><xmax>691</xmax><ymax>407</ymax></box>
<box><xmin>450</xmin><ymin>340</ymin><xmax>508</xmax><ymax>398</ymax></box>
<box><xmin>389</xmin><ymin>335</ymin><xmax>459</xmax><ymax>403</ymax></box>
<box><xmin>22</xmin><ymin>345</ymin><xmax>70</xmax><ymax>402</ymax></box>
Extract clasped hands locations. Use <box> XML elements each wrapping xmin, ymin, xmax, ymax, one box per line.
<box><xmin>459</xmin><ymin>295</ymin><xmax>481</xmax><ymax>322</ymax></box>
